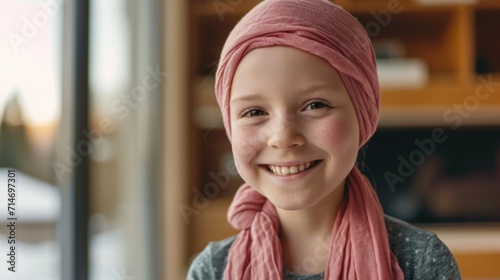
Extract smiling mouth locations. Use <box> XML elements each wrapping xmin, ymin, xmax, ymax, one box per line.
<box><xmin>264</xmin><ymin>160</ymin><xmax>322</xmax><ymax>176</ymax></box>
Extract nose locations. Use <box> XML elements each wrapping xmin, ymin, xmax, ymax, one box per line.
<box><xmin>265</xmin><ymin>114</ymin><xmax>305</xmax><ymax>150</ymax></box>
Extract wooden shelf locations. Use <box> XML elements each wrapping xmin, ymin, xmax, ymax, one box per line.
<box><xmin>194</xmin><ymin>0</ymin><xmax>262</xmax><ymax>17</ymax></box>
<box><xmin>344</xmin><ymin>0</ymin><xmax>469</xmax><ymax>13</ymax></box>
<box><xmin>476</xmin><ymin>0</ymin><xmax>500</xmax><ymax>10</ymax></box>
<box><xmin>380</xmin><ymin>73</ymin><xmax>500</xmax><ymax>127</ymax></box>
<box><xmin>194</xmin><ymin>0</ymin><xmax>500</xmax><ymax>16</ymax></box>
<box><xmin>383</xmin><ymin>73</ymin><xmax>500</xmax><ymax>107</ymax></box>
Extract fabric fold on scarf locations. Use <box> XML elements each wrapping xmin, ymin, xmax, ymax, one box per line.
<box><xmin>225</xmin><ymin>168</ymin><xmax>402</xmax><ymax>280</ymax></box>
<box><xmin>214</xmin><ymin>0</ymin><xmax>404</xmax><ymax>279</ymax></box>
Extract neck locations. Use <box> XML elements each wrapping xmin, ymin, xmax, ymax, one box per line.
<box><xmin>277</xmin><ymin>181</ymin><xmax>346</xmax><ymax>274</ymax></box>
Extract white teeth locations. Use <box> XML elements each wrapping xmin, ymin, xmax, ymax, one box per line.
<box><xmin>267</xmin><ymin>161</ymin><xmax>316</xmax><ymax>176</ymax></box>
<box><xmin>299</xmin><ymin>164</ymin><xmax>305</xmax><ymax>171</ymax></box>
<box><xmin>281</xmin><ymin>166</ymin><xmax>290</xmax><ymax>175</ymax></box>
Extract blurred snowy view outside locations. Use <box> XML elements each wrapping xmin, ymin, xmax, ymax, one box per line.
<box><xmin>0</xmin><ymin>0</ymin><xmax>131</xmax><ymax>279</ymax></box>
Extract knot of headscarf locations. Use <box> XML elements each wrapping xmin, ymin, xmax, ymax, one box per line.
<box><xmin>214</xmin><ymin>0</ymin><xmax>404</xmax><ymax>279</ymax></box>
<box><xmin>227</xmin><ymin>183</ymin><xmax>278</xmax><ymax>231</ymax></box>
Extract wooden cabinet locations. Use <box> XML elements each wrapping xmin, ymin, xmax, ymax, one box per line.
<box><xmin>180</xmin><ymin>0</ymin><xmax>500</xmax><ymax>278</ymax></box>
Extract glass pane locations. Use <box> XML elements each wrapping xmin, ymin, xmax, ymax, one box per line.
<box><xmin>88</xmin><ymin>0</ymin><xmax>130</xmax><ymax>279</ymax></box>
<box><xmin>0</xmin><ymin>0</ymin><xmax>62</xmax><ymax>278</ymax></box>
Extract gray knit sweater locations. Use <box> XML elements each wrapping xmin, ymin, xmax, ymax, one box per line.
<box><xmin>187</xmin><ymin>215</ymin><xmax>461</xmax><ymax>279</ymax></box>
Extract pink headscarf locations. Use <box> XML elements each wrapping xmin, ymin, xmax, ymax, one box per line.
<box><xmin>215</xmin><ymin>0</ymin><xmax>404</xmax><ymax>279</ymax></box>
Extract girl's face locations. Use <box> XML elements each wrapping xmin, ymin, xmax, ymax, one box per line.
<box><xmin>230</xmin><ymin>46</ymin><xmax>359</xmax><ymax>211</ymax></box>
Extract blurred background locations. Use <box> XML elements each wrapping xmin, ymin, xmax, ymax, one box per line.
<box><xmin>0</xmin><ymin>0</ymin><xmax>499</xmax><ymax>279</ymax></box>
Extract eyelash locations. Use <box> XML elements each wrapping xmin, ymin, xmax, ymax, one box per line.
<box><xmin>303</xmin><ymin>100</ymin><xmax>331</xmax><ymax>111</ymax></box>
<box><xmin>239</xmin><ymin>100</ymin><xmax>331</xmax><ymax>118</ymax></box>
<box><xmin>240</xmin><ymin>107</ymin><xmax>266</xmax><ymax>118</ymax></box>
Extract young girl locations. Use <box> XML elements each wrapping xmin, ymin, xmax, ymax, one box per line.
<box><xmin>188</xmin><ymin>0</ymin><xmax>461</xmax><ymax>279</ymax></box>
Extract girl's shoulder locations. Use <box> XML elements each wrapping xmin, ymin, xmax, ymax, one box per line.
<box><xmin>384</xmin><ymin>215</ymin><xmax>462</xmax><ymax>279</ymax></box>
<box><xmin>186</xmin><ymin>235</ymin><xmax>236</xmax><ymax>280</ymax></box>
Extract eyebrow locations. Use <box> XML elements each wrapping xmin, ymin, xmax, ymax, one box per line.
<box><xmin>297</xmin><ymin>84</ymin><xmax>341</xmax><ymax>95</ymax></box>
<box><xmin>230</xmin><ymin>94</ymin><xmax>265</xmax><ymax>105</ymax></box>
<box><xmin>230</xmin><ymin>84</ymin><xmax>341</xmax><ymax>105</ymax></box>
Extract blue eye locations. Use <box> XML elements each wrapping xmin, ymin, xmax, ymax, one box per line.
<box><xmin>241</xmin><ymin>108</ymin><xmax>266</xmax><ymax>118</ymax></box>
<box><xmin>305</xmin><ymin>101</ymin><xmax>330</xmax><ymax>110</ymax></box>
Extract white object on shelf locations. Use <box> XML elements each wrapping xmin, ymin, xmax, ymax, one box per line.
<box><xmin>376</xmin><ymin>58</ymin><xmax>429</xmax><ymax>89</ymax></box>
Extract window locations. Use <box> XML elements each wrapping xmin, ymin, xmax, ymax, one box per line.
<box><xmin>0</xmin><ymin>0</ymin><xmax>163</xmax><ymax>278</ymax></box>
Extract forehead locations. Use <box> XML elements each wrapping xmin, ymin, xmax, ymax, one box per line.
<box><xmin>230</xmin><ymin>46</ymin><xmax>345</xmax><ymax>99</ymax></box>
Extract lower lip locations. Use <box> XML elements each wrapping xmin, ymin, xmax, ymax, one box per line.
<box><xmin>262</xmin><ymin>161</ymin><xmax>322</xmax><ymax>182</ymax></box>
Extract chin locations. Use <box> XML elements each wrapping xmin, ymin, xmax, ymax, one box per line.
<box><xmin>267</xmin><ymin>195</ymin><xmax>318</xmax><ymax>211</ymax></box>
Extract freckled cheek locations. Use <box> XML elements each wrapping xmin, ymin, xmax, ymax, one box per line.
<box><xmin>313</xmin><ymin>115</ymin><xmax>359</xmax><ymax>155</ymax></box>
<box><xmin>230</xmin><ymin>125</ymin><xmax>263</xmax><ymax>167</ymax></box>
